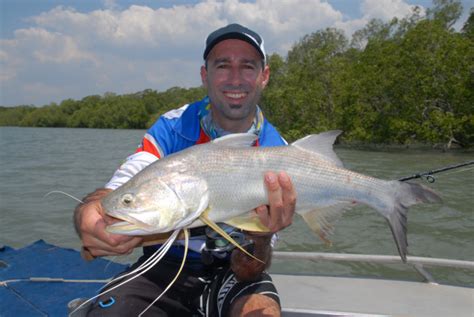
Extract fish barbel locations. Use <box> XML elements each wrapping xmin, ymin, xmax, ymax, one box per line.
<box><xmin>102</xmin><ymin>130</ymin><xmax>441</xmax><ymax>261</ymax></box>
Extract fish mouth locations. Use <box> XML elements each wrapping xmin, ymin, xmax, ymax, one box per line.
<box><xmin>106</xmin><ymin>221</ymin><xmax>151</xmax><ymax>235</ymax></box>
<box><xmin>105</xmin><ymin>212</ymin><xmax>156</xmax><ymax>235</ymax></box>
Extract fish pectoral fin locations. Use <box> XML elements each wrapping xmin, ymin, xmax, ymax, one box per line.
<box><xmin>211</xmin><ymin>133</ymin><xmax>258</xmax><ymax>147</ymax></box>
<box><xmin>300</xmin><ymin>202</ymin><xmax>353</xmax><ymax>246</ymax></box>
<box><xmin>224</xmin><ymin>212</ymin><xmax>270</xmax><ymax>233</ymax></box>
<box><xmin>199</xmin><ymin>209</ymin><xmax>265</xmax><ymax>264</ymax></box>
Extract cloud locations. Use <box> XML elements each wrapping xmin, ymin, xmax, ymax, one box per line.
<box><xmin>361</xmin><ymin>0</ymin><xmax>418</xmax><ymax>20</ymax></box>
<box><xmin>102</xmin><ymin>0</ymin><xmax>120</xmax><ymax>10</ymax></box>
<box><xmin>16</xmin><ymin>28</ymin><xmax>98</xmax><ymax>64</ymax></box>
<box><xmin>23</xmin><ymin>1</ymin><xmax>345</xmax><ymax>56</ymax></box>
<box><xmin>1</xmin><ymin>0</ymin><xmax>430</xmax><ymax>106</ymax></box>
<box><xmin>334</xmin><ymin>0</ymin><xmax>425</xmax><ymax>39</ymax></box>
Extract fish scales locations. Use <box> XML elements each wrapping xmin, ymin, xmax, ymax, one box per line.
<box><xmin>102</xmin><ymin>131</ymin><xmax>441</xmax><ymax>261</ymax></box>
<box><xmin>194</xmin><ymin>145</ymin><xmax>385</xmax><ymax>219</ymax></box>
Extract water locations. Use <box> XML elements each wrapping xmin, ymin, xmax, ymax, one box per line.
<box><xmin>1</xmin><ymin>127</ymin><xmax>473</xmax><ymax>286</ymax></box>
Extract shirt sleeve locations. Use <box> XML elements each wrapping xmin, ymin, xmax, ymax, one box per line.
<box><xmin>104</xmin><ymin>115</ymin><xmax>175</xmax><ymax>190</ymax></box>
<box><xmin>104</xmin><ymin>151</ymin><xmax>158</xmax><ymax>190</ymax></box>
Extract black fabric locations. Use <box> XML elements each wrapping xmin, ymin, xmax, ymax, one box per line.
<box><xmin>204</xmin><ymin>268</ymin><xmax>280</xmax><ymax>317</ymax></box>
<box><xmin>86</xmin><ymin>252</ymin><xmax>279</xmax><ymax>317</ymax></box>
<box><xmin>87</xmin><ymin>254</ymin><xmax>206</xmax><ymax>317</ymax></box>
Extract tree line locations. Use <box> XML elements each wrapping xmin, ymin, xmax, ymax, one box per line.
<box><xmin>0</xmin><ymin>87</ymin><xmax>206</xmax><ymax>129</ymax></box>
<box><xmin>1</xmin><ymin>0</ymin><xmax>472</xmax><ymax>147</ymax></box>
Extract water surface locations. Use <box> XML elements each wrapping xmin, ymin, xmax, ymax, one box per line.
<box><xmin>1</xmin><ymin>127</ymin><xmax>472</xmax><ymax>285</ymax></box>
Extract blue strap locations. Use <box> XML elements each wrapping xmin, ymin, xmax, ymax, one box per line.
<box><xmin>99</xmin><ymin>297</ymin><xmax>115</xmax><ymax>308</ymax></box>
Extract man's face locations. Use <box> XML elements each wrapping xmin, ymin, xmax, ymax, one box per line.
<box><xmin>201</xmin><ymin>39</ymin><xmax>270</xmax><ymax>131</ymax></box>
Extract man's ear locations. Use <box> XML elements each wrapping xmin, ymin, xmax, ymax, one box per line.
<box><xmin>200</xmin><ymin>65</ymin><xmax>208</xmax><ymax>88</ymax></box>
<box><xmin>261</xmin><ymin>65</ymin><xmax>270</xmax><ymax>88</ymax></box>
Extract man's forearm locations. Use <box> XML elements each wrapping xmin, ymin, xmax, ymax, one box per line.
<box><xmin>230</xmin><ymin>232</ymin><xmax>273</xmax><ymax>282</ymax></box>
<box><xmin>247</xmin><ymin>232</ymin><xmax>273</xmax><ymax>266</ymax></box>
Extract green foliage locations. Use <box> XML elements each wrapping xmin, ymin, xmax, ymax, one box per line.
<box><xmin>261</xmin><ymin>0</ymin><xmax>472</xmax><ymax>146</ymax></box>
<box><xmin>1</xmin><ymin>0</ymin><xmax>471</xmax><ymax>147</ymax></box>
<box><xmin>262</xmin><ymin>28</ymin><xmax>350</xmax><ymax>141</ymax></box>
<box><xmin>427</xmin><ymin>0</ymin><xmax>463</xmax><ymax>28</ymax></box>
<box><xmin>2</xmin><ymin>87</ymin><xmax>206</xmax><ymax>130</ymax></box>
<box><xmin>20</xmin><ymin>103</ymin><xmax>68</xmax><ymax>127</ymax></box>
<box><xmin>462</xmin><ymin>8</ymin><xmax>474</xmax><ymax>39</ymax></box>
<box><xmin>0</xmin><ymin>106</ymin><xmax>35</xmax><ymax>126</ymax></box>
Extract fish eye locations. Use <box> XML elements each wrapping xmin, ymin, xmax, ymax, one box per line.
<box><xmin>121</xmin><ymin>193</ymin><xmax>134</xmax><ymax>205</ymax></box>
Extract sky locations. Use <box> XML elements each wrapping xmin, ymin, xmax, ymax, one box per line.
<box><xmin>0</xmin><ymin>0</ymin><xmax>472</xmax><ymax>107</ymax></box>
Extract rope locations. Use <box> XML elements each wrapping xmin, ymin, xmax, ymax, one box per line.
<box><xmin>1</xmin><ymin>277</ymin><xmax>111</xmax><ymax>287</ymax></box>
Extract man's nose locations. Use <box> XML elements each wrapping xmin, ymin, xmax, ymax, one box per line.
<box><xmin>228</xmin><ymin>67</ymin><xmax>243</xmax><ymax>86</ymax></box>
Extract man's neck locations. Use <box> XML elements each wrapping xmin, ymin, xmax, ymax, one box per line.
<box><xmin>211</xmin><ymin>111</ymin><xmax>256</xmax><ymax>134</ymax></box>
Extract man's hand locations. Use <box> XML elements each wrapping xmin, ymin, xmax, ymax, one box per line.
<box><xmin>74</xmin><ymin>188</ymin><xmax>143</xmax><ymax>258</ymax></box>
<box><xmin>231</xmin><ymin>171</ymin><xmax>296</xmax><ymax>282</ymax></box>
<box><xmin>255</xmin><ymin>171</ymin><xmax>296</xmax><ymax>233</ymax></box>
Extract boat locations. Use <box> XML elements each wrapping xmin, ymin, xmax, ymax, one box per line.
<box><xmin>1</xmin><ymin>240</ymin><xmax>473</xmax><ymax>316</ymax></box>
<box><xmin>272</xmin><ymin>251</ymin><xmax>474</xmax><ymax>316</ymax></box>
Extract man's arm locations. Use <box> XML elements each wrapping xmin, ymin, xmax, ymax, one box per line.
<box><xmin>76</xmin><ymin>170</ymin><xmax>295</xmax><ymax>260</ymax></box>
<box><xmin>74</xmin><ymin>188</ymin><xmax>143</xmax><ymax>258</ymax></box>
<box><xmin>74</xmin><ymin>138</ymin><xmax>161</xmax><ymax>258</ymax></box>
<box><xmin>231</xmin><ymin>171</ymin><xmax>296</xmax><ymax>281</ymax></box>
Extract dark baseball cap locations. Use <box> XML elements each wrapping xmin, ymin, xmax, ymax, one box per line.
<box><xmin>203</xmin><ymin>23</ymin><xmax>266</xmax><ymax>63</ymax></box>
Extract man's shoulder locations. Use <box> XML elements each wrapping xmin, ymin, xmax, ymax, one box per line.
<box><xmin>159</xmin><ymin>98</ymin><xmax>205</xmax><ymax>123</ymax></box>
<box><xmin>161</xmin><ymin>104</ymin><xmax>191</xmax><ymax>120</ymax></box>
<box><xmin>260</xmin><ymin>120</ymin><xmax>286</xmax><ymax>146</ymax></box>
<box><xmin>149</xmin><ymin>98</ymin><xmax>206</xmax><ymax>131</ymax></box>
<box><xmin>146</xmin><ymin>98</ymin><xmax>207</xmax><ymax>155</ymax></box>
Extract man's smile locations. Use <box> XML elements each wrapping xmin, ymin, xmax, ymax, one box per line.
<box><xmin>223</xmin><ymin>91</ymin><xmax>248</xmax><ymax>100</ymax></box>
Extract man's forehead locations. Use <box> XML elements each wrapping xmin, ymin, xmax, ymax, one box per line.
<box><xmin>207</xmin><ymin>39</ymin><xmax>262</xmax><ymax>61</ymax></box>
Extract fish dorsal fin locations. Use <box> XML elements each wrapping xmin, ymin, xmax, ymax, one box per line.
<box><xmin>225</xmin><ymin>212</ymin><xmax>270</xmax><ymax>232</ymax></box>
<box><xmin>291</xmin><ymin>130</ymin><xmax>343</xmax><ymax>167</ymax></box>
<box><xmin>212</xmin><ymin>133</ymin><xmax>258</xmax><ymax>147</ymax></box>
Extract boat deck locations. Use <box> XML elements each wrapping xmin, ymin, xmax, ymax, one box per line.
<box><xmin>1</xmin><ymin>241</ymin><xmax>473</xmax><ymax>316</ymax></box>
<box><xmin>274</xmin><ymin>274</ymin><xmax>473</xmax><ymax>317</ymax></box>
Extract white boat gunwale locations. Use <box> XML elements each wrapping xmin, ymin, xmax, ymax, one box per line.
<box><xmin>273</xmin><ymin>251</ymin><xmax>474</xmax><ymax>285</ymax></box>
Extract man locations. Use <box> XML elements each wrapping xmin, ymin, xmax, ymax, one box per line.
<box><xmin>74</xmin><ymin>23</ymin><xmax>296</xmax><ymax>316</ymax></box>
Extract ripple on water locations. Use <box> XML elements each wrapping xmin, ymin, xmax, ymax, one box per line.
<box><xmin>1</xmin><ymin>127</ymin><xmax>473</xmax><ymax>285</ymax></box>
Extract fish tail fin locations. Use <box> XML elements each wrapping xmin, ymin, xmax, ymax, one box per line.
<box><xmin>386</xmin><ymin>181</ymin><xmax>442</xmax><ymax>262</ymax></box>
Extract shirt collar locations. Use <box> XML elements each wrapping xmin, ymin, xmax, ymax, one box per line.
<box><xmin>198</xmin><ymin>96</ymin><xmax>264</xmax><ymax>140</ymax></box>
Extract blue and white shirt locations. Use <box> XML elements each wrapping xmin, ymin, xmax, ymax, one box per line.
<box><xmin>105</xmin><ymin>96</ymin><xmax>286</xmax><ymax>256</ymax></box>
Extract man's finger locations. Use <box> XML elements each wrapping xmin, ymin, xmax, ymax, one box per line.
<box><xmin>84</xmin><ymin>202</ymin><xmax>135</xmax><ymax>246</ymax></box>
<box><xmin>82</xmin><ymin>215</ymin><xmax>140</xmax><ymax>251</ymax></box>
<box><xmin>82</xmin><ymin>188</ymin><xmax>112</xmax><ymax>204</ymax></box>
<box><xmin>278</xmin><ymin>171</ymin><xmax>296</xmax><ymax>226</ymax></box>
<box><xmin>84</xmin><ymin>235</ymin><xmax>143</xmax><ymax>256</ymax></box>
<box><xmin>254</xmin><ymin>205</ymin><xmax>270</xmax><ymax>228</ymax></box>
<box><xmin>264</xmin><ymin>171</ymin><xmax>284</xmax><ymax>232</ymax></box>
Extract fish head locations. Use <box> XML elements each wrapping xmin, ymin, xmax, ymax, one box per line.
<box><xmin>102</xmin><ymin>173</ymin><xmax>208</xmax><ymax>235</ymax></box>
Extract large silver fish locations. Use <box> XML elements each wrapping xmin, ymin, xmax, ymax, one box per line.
<box><xmin>102</xmin><ymin>131</ymin><xmax>441</xmax><ymax>261</ymax></box>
